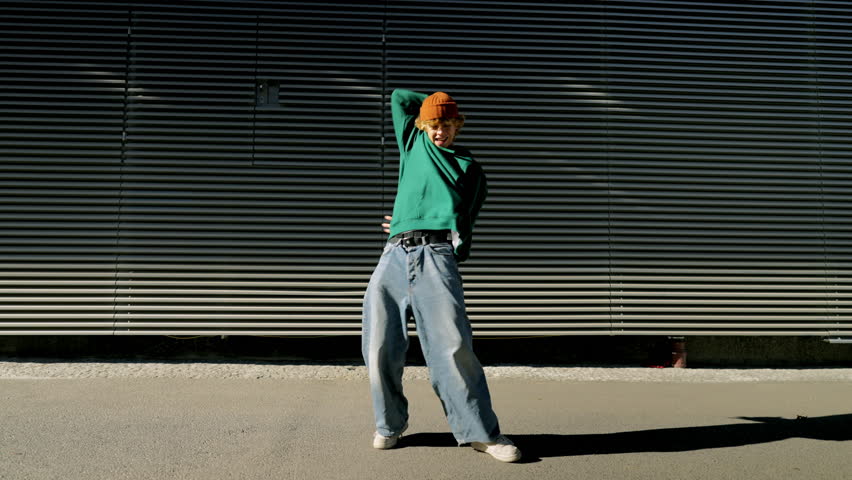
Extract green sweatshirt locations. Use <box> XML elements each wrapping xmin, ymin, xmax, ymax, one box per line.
<box><xmin>388</xmin><ymin>89</ymin><xmax>488</xmax><ymax>262</ymax></box>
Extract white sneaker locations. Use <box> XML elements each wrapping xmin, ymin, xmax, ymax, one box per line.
<box><xmin>471</xmin><ymin>435</ymin><xmax>522</xmax><ymax>463</ymax></box>
<box><xmin>372</xmin><ymin>423</ymin><xmax>408</xmax><ymax>449</ymax></box>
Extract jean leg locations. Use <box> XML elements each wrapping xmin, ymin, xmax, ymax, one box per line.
<box><xmin>362</xmin><ymin>244</ymin><xmax>410</xmax><ymax>437</ymax></box>
<box><xmin>410</xmin><ymin>244</ymin><xmax>500</xmax><ymax>444</ymax></box>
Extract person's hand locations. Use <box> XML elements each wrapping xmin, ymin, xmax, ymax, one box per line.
<box><xmin>381</xmin><ymin>215</ymin><xmax>392</xmax><ymax>234</ymax></box>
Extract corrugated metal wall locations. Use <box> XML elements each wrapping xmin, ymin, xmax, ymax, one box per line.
<box><xmin>606</xmin><ymin>1</ymin><xmax>826</xmax><ymax>335</ymax></box>
<box><xmin>119</xmin><ymin>3</ymin><xmax>385</xmax><ymax>335</ymax></box>
<box><xmin>0</xmin><ymin>0</ymin><xmax>849</xmax><ymax>337</ymax></box>
<box><xmin>0</xmin><ymin>2</ymin><xmax>126</xmax><ymax>334</ymax></box>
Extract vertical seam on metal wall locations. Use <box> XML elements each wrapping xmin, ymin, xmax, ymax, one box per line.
<box><xmin>114</xmin><ymin>7</ymin><xmax>133</xmax><ymax>336</ymax></box>
<box><xmin>604</xmin><ymin>1</ymin><xmax>614</xmax><ymax>336</ymax></box>
<box><xmin>811</xmin><ymin>0</ymin><xmax>828</xmax><ymax>336</ymax></box>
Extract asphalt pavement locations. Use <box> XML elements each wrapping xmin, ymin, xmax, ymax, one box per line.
<box><xmin>1</xmin><ymin>364</ymin><xmax>850</xmax><ymax>480</ymax></box>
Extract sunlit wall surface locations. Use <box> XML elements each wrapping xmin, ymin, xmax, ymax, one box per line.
<box><xmin>0</xmin><ymin>1</ymin><xmax>849</xmax><ymax>337</ymax></box>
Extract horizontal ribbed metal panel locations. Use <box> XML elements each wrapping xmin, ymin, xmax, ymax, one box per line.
<box><xmin>817</xmin><ymin>0</ymin><xmax>852</xmax><ymax>339</ymax></box>
<box><xmin>606</xmin><ymin>0</ymin><xmax>826</xmax><ymax>335</ymax></box>
<box><xmin>0</xmin><ymin>2</ymin><xmax>126</xmax><ymax>334</ymax></box>
<box><xmin>116</xmin><ymin>2</ymin><xmax>384</xmax><ymax>335</ymax></box>
<box><xmin>1</xmin><ymin>0</ymin><xmax>850</xmax><ymax>337</ymax></box>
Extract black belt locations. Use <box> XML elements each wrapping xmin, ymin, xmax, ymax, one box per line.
<box><xmin>390</xmin><ymin>230</ymin><xmax>452</xmax><ymax>247</ymax></box>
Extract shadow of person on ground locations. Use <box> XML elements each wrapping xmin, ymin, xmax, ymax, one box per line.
<box><xmin>401</xmin><ymin>414</ymin><xmax>852</xmax><ymax>463</ymax></box>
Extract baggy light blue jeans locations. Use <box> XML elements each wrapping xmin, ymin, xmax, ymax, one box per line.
<box><xmin>362</xmin><ymin>241</ymin><xmax>501</xmax><ymax>445</ymax></box>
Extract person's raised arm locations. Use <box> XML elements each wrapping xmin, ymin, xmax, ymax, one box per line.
<box><xmin>390</xmin><ymin>89</ymin><xmax>428</xmax><ymax>153</ymax></box>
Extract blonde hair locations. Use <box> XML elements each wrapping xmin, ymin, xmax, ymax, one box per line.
<box><xmin>415</xmin><ymin>115</ymin><xmax>465</xmax><ymax>132</ymax></box>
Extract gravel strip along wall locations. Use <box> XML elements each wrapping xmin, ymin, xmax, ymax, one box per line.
<box><xmin>1</xmin><ymin>361</ymin><xmax>851</xmax><ymax>383</ymax></box>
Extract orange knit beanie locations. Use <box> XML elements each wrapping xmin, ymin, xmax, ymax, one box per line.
<box><xmin>419</xmin><ymin>92</ymin><xmax>460</xmax><ymax>121</ymax></box>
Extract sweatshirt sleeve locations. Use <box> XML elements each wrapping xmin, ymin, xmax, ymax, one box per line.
<box><xmin>390</xmin><ymin>89</ymin><xmax>428</xmax><ymax>153</ymax></box>
<box><xmin>455</xmin><ymin>163</ymin><xmax>488</xmax><ymax>263</ymax></box>
<box><xmin>467</xmin><ymin>163</ymin><xmax>488</xmax><ymax>229</ymax></box>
